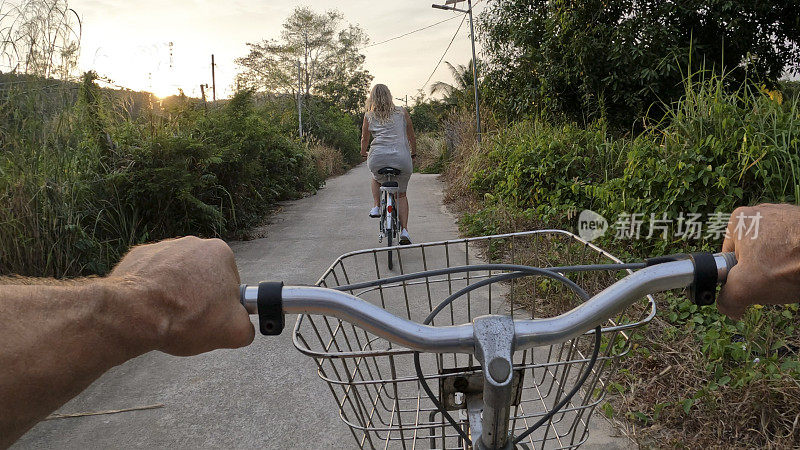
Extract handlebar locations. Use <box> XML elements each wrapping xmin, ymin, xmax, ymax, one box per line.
<box><xmin>240</xmin><ymin>252</ymin><xmax>736</xmax><ymax>354</ymax></box>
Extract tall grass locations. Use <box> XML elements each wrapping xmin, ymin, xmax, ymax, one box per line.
<box><xmin>0</xmin><ymin>74</ymin><xmax>323</xmax><ymax>278</ymax></box>
<box><xmin>444</xmin><ymin>71</ymin><xmax>800</xmax><ymax>447</ymax></box>
<box><xmin>414</xmin><ymin>133</ymin><xmax>448</xmax><ymax>174</ymax></box>
<box><xmin>307</xmin><ymin>138</ymin><xmax>346</xmax><ymax>179</ymax></box>
<box><xmin>454</xmin><ymin>71</ymin><xmax>799</xmax><ymax>248</ymax></box>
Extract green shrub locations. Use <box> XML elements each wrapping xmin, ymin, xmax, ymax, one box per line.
<box><xmin>0</xmin><ymin>76</ymin><xmax>322</xmax><ymax>277</ymax></box>
<box><xmin>448</xmin><ymin>72</ymin><xmax>800</xmax><ymax>447</ymax></box>
<box><xmin>464</xmin><ymin>72</ymin><xmax>799</xmax><ymax>253</ymax></box>
<box><xmin>259</xmin><ymin>96</ymin><xmax>362</xmax><ymax>164</ymax></box>
<box><xmin>303</xmin><ymin>100</ymin><xmax>361</xmax><ymax>164</ymax></box>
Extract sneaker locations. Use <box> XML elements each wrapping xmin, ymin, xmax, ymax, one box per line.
<box><xmin>399</xmin><ymin>228</ymin><xmax>412</xmax><ymax>245</ymax></box>
<box><xmin>369</xmin><ymin>206</ymin><xmax>380</xmax><ymax>218</ymax></box>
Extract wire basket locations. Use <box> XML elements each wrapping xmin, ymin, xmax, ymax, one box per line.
<box><xmin>293</xmin><ymin>230</ymin><xmax>654</xmax><ymax>449</ymax></box>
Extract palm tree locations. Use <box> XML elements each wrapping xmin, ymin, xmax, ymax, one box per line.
<box><xmin>429</xmin><ymin>59</ymin><xmax>479</xmax><ymax>108</ymax></box>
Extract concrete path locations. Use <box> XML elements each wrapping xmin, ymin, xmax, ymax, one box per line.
<box><xmin>14</xmin><ymin>164</ymin><xmax>633</xmax><ymax>449</ymax></box>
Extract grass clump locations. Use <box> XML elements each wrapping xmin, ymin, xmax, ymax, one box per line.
<box><xmin>414</xmin><ymin>133</ymin><xmax>449</xmax><ymax>174</ymax></box>
<box><xmin>0</xmin><ymin>73</ymin><xmax>325</xmax><ymax>277</ymax></box>
<box><xmin>442</xmin><ymin>72</ymin><xmax>800</xmax><ymax>447</ymax></box>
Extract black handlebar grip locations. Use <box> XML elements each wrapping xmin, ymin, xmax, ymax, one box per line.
<box><xmin>689</xmin><ymin>253</ymin><xmax>717</xmax><ymax>306</ymax></box>
<box><xmin>689</xmin><ymin>252</ymin><xmax>737</xmax><ymax>306</ymax></box>
<box><xmin>257</xmin><ymin>281</ymin><xmax>284</xmax><ymax>336</ymax></box>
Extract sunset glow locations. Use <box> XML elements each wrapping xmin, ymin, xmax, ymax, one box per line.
<box><xmin>70</xmin><ymin>0</ymin><xmax>484</xmax><ymax>100</ymax></box>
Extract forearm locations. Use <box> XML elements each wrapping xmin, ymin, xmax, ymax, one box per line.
<box><xmin>0</xmin><ymin>278</ymin><xmax>157</xmax><ymax>446</ymax></box>
<box><xmin>361</xmin><ymin>138</ymin><xmax>369</xmax><ymax>155</ymax></box>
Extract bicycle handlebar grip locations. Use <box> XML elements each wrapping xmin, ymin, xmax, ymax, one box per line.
<box><xmin>239</xmin><ymin>282</ymin><xmax>285</xmax><ymax>335</ymax></box>
<box><xmin>689</xmin><ymin>252</ymin><xmax>737</xmax><ymax>306</ymax></box>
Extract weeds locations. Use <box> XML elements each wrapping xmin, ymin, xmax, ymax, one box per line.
<box><xmin>0</xmin><ymin>75</ymin><xmax>326</xmax><ymax>277</ymax></box>
<box><xmin>414</xmin><ymin>133</ymin><xmax>448</xmax><ymax>174</ymax></box>
<box><xmin>442</xmin><ymin>72</ymin><xmax>800</xmax><ymax>447</ymax></box>
<box><xmin>307</xmin><ymin>139</ymin><xmax>346</xmax><ymax>179</ymax></box>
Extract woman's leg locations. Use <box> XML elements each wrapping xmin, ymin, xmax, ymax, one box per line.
<box><xmin>398</xmin><ymin>192</ymin><xmax>409</xmax><ymax>229</ymax></box>
<box><xmin>371</xmin><ymin>178</ymin><xmax>381</xmax><ymax>207</ymax></box>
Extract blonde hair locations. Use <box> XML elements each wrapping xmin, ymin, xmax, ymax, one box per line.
<box><xmin>365</xmin><ymin>84</ymin><xmax>396</xmax><ymax>124</ymax></box>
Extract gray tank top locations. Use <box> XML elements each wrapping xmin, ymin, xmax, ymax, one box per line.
<box><xmin>366</xmin><ymin>106</ymin><xmax>413</xmax><ymax>176</ymax></box>
<box><xmin>367</xmin><ymin>107</ymin><xmax>410</xmax><ymax>154</ymax></box>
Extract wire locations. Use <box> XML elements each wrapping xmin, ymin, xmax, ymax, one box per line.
<box><xmin>405</xmin><ymin>263</ymin><xmax>606</xmax><ymax>447</ymax></box>
<box><xmin>333</xmin><ymin>262</ymin><xmax>642</xmax><ymax>292</ymax></box>
<box><xmin>413</xmin><ymin>265</ymin><xmax>592</xmax><ymax>447</ymax></box>
<box><xmin>363</xmin><ymin>15</ymin><xmax>461</xmax><ymax>49</ymax></box>
<box><xmin>419</xmin><ymin>13</ymin><xmax>467</xmax><ymax>93</ymax></box>
<box><xmin>513</xmin><ymin>327</ymin><xmax>601</xmax><ymax>445</ymax></box>
<box><xmin>364</xmin><ymin>0</ymin><xmax>485</xmax><ymax>51</ymax></box>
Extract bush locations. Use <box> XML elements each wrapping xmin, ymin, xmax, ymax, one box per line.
<box><xmin>462</xmin><ymin>72</ymin><xmax>799</xmax><ymax>253</ymax></box>
<box><xmin>307</xmin><ymin>139</ymin><xmax>346</xmax><ymax>179</ymax></box>
<box><xmin>0</xmin><ymin>76</ymin><xmax>322</xmax><ymax>277</ymax></box>
<box><xmin>303</xmin><ymin>100</ymin><xmax>361</xmax><ymax>164</ymax></box>
<box><xmin>259</xmin><ymin>96</ymin><xmax>362</xmax><ymax>164</ymax></box>
<box><xmin>445</xmin><ymin>73</ymin><xmax>800</xmax><ymax>447</ymax></box>
<box><xmin>414</xmin><ymin>133</ymin><xmax>448</xmax><ymax>174</ymax></box>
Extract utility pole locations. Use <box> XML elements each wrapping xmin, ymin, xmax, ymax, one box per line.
<box><xmin>211</xmin><ymin>54</ymin><xmax>216</xmax><ymax>103</ymax></box>
<box><xmin>200</xmin><ymin>84</ymin><xmax>208</xmax><ymax>110</ymax></box>
<box><xmin>396</xmin><ymin>95</ymin><xmax>409</xmax><ymax>107</ymax></box>
<box><xmin>297</xmin><ymin>60</ymin><xmax>303</xmax><ymax>138</ymax></box>
<box><xmin>432</xmin><ymin>0</ymin><xmax>482</xmax><ymax>143</ymax></box>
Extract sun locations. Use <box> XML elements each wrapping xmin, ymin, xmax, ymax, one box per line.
<box><xmin>149</xmin><ymin>74</ymin><xmax>181</xmax><ymax>99</ymax></box>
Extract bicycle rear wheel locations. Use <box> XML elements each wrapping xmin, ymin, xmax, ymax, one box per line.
<box><xmin>384</xmin><ymin>193</ymin><xmax>396</xmax><ymax>269</ymax></box>
<box><xmin>387</xmin><ymin>228</ymin><xmax>393</xmax><ymax>269</ymax></box>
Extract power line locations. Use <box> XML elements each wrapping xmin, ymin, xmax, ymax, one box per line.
<box><xmin>364</xmin><ymin>15</ymin><xmax>461</xmax><ymax>49</ymax></box>
<box><xmin>419</xmin><ymin>13</ymin><xmax>467</xmax><ymax>93</ymax></box>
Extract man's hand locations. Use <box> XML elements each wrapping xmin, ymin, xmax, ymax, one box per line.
<box><xmin>108</xmin><ymin>236</ymin><xmax>255</xmax><ymax>356</ymax></box>
<box><xmin>0</xmin><ymin>236</ymin><xmax>255</xmax><ymax>446</ymax></box>
<box><xmin>718</xmin><ymin>203</ymin><xmax>800</xmax><ymax>319</ymax></box>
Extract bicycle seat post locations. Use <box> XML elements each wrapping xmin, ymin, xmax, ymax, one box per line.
<box><xmin>472</xmin><ymin>315</ymin><xmax>515</xmax><ymax>450</ymax></box>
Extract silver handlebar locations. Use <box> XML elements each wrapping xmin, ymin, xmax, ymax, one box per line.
<box><xmin>241</xmin><ymin>253</ymin><xmax>735</xmax><ymax>354</ymax></box>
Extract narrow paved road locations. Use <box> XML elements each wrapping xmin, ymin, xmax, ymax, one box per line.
<box><xmin>15</xmin><ymin>164</ymin><xmax>632</xmax><ymax>449</ymax></box>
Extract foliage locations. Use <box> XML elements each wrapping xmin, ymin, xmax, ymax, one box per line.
<box><xmin>258</xmin><ymin>94</ymin><xmax>361</xmax><ymax>164</ymax></box>
<box><xmin>0</xmin><ymin>76</ymin><xmax>323</xmax><ymax>277</ymax></box>
<box><xmin>478</xmin><ymin>0</ymin><xmax>800</xmax><ymax>127</ymax></box>
<box><xmin>429</xmin><ymin>60</ymin><xmax>481</xmax><ymax>109</ymax></box>
<box><xmin>409</xmin><ymin>94</ymin><xmax>450</xmax><ymax>133</ymax></box>
<box><xmin>444</xmin><ymin>73</ymin><xmax>800</xmax><ymax>446</ymax></box>
<box><xmin>414</xmin><ymin>133</ymin><xmax>448</xmax><ymax>174</ymax></box>
<box><xmin>235</xmin><ymin>7</ymin><xmax>372</xmax><ymax>115</ymax></box>
<box><xmin>465</xmin><ymin>72</ymin><xmax>799</xmax><ymax>254</ymax></box>
<box><xmin>307</xmin><ymin>139</ymin><xmax>346</xmax><ymax>179</ymax></box>
<box><xmin>302</xmin><ymin>99</ymin><xmax>362</xmax><ymax>164</ymax></box>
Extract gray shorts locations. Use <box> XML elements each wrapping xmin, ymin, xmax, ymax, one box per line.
<box><xmin>367</xmin><ymin>150</ymin><xmax>413</xmax><ymax>193</ymax></box>
<box><xmin>371</xmin><ymin>170</ymin><xmax>412</xmax><ymax>193</ymax></box>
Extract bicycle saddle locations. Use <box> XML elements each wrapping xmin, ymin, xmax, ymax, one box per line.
<box><xmin>377</xmin><ymin>167</ymin><xmax>402</xmax><ymax>175</ymax></box>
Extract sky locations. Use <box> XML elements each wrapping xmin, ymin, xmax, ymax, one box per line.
<box><xmin>70</xmin><ymin>0</ymin><xmax>487</xmax><ymax>101</ymax></box>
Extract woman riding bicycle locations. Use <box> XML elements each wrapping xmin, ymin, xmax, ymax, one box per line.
<box><xmin>360</xmin><ymin>84</ymin><xmax>417</xmax><ymax>245</ymax></box>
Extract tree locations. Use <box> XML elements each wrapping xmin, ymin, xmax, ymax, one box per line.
<box><xmin>409</xmin><ymin>93</ymin><xmax>449</xmax><ymax>133</ymax></box>
<box><xmin>429</xmin><ymin>59</ymin><xmax>480</xmax><ymax>109</ymax></box>
<box><xmin>478</xmin><ymin>0</ymin><xmax>800</xmax><ymax>127</ymax></box>
<box><xmin>235</xmin><ymin>7</ymin><xmax>372</xmax><ymax>114</ymax></box>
